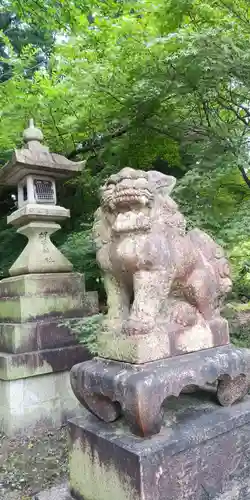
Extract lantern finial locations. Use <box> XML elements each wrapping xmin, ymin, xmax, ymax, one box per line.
<box><xmin>23</xmin><ymin>118</ymin><xmax>44</xmax><ymax>143</ymax></box>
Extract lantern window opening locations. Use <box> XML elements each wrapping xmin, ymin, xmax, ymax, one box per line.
<box><xmin>34</xmin><ymin>178</ymin><xmax>56</xmax><ymax>204</ymax></box>
<box><xmin>23</xmin><ymin>184</ymin><xmax>28</xmax><ymax>202</ymax></box>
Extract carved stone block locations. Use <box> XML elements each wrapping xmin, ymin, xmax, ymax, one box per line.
<box><xmin>97</xmin><ymin>317</ymin><xmax>229</xmax><ymax>363</ymax></box>
<box><xmin>0</xmin><ymin>273</ymin><xmax>98</xmax><ymax>353</ymax></box>
<box><xmin>68</xmin><ymin>394</ymin><xmax>250</xmax><ymax>500</ymax></box>
<box><xmin>9</xmin><ymin>222</ymin><xmax>73</xmax><ymax>275</ymax></box>
<box><xmin>70</xmin><ymin>344</ymin><xmax>250</xmax><ymax>437</ymax></box>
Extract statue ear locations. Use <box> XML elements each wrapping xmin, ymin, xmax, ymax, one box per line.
<box><xmin>147</xmin><ymin>171</ymin><xmax>176</xmax><ymax>195</ymax></box>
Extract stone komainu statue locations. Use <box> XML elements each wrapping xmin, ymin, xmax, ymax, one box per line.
<box><xmin>70</xmin><ymin>168</ymin><xmax>249</xmax><ymax>442</ymax></box>
<box><xmin>93</xmin><ymin>167</ymin><xmax>232</xmax><ymax>347</ymax></box>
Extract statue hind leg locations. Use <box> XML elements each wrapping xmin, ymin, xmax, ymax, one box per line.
<box><xmin>183</xmin><ymin>267</ymin><xmax>218</xmax><ymax>321</ymax></box>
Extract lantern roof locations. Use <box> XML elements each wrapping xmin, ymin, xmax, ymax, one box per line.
<box><xmin>0</xmin><ymin>119</ymin><xmax>85</xmax><ymax>186</ymax></box>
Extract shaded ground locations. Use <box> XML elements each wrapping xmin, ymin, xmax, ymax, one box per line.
<box><xmin>0</xmin><ymin>426</ymin><xmax>68</xmax><ymax>499</ymax></box>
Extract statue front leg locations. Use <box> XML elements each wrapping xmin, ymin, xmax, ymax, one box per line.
<box><xmin>103</xmin><ymin>273</ymin><xmax>130</xmax><ymax>333</ymax></box>
<box><xmin>124</xmin><ymin>269</ymin><xmax>174</xmax><ymax>336</ymax></box>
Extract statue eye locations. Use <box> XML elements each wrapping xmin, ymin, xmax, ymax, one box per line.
<box><xmin>107</xmin><ymin>179</ymin><xmax>116</xmax><ymax>186</ymax></box>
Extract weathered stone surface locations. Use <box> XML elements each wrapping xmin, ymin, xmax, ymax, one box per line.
<box><xmin>70</xmin><ymin>345</ymin><xmax>250</xmax><ymax>437</ymax></box>
<box><xmin>0</xmin><ymin>272</ymin><xmax>86</xmax><ymax>297</ymax></box>
<box><xmin>69</xmin><ymin>393</ymin><xmax>250</xmax><ymax>500</ymax></box>
<box><xmin>0</xmin><ymin>274</ymin><xmax>98</xmax><ymax>338</ymax></box>
<box><xmin>0</xmin><ymin>370</ymin><xmax>87</xmax><ymax>436</ymax></box>
<box><xmin>0</xmin><ymin>306</ymin><xmax>98</xmax><ymax>353</ymax></box>
<box><xmin>0</xmin><ymin>344</ymin><xmax>91</xmax><ymax>380</ymax></box>
<box><xmin>5</xmin><ymin>297</ymin><xmax>81</xmax><ymax>323</ymax></box>
<box><xmin>97</xmin><ymin>322</ymin><xmax>229</xmax><ymax>363</ymax></box>
<box><xmin>0</xmin><ymin>320</ymin><xmax>78</xmax><ymax>353</ymax></box>
<box><xmin>68</xmin><ymin>166</ymin><xmax>250</xmax><ymax>463</ymax></box>
<box><xmin>8</xmin><ymin>203</ymin><xmax>70</xmax><ymax>227</ymax></box>
<box><xmin>32</xmin><ymin>483</ymin><xmax>72</xmax><ymax>500</ymax></box>
<box><xmin>93</xmin><ymin>167</ymin><xmax>232</xmax><ymax>362</ymax></box>
<box><xmin>0</xmin><ymin>294</ymin><xmax>83</xmax><ymax>322</ymax></box>
<box><xmin>9</xmin><ymin>221</ymin><xmax>73</xmax><ymax>276</ymax></box>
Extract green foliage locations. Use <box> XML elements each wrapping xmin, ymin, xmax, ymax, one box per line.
<box><xmin>223</xmin><ymin>303</ymin><xmax>250</xmax><ymax>348</ymax></box>
<box><xmin>228</xmin><ymin>241</ymin><xmax>250</xmax><ymax>299</ymax></box>
<box><xmin>0</xmin><ymin>10</ymin><xmax>54</xmax><ymax>84</ymax></box>
<box><xmin>0</xmin><ymin>224</ymin><xmax>24</xmax><ymax>278</ymax></box>
<box><xmin>63</xmin><ymin>314</ymin><xmax>104</xmax><ymax>355</ymax></box>
<box><xmin>231</xmin><ymin>324</ymin><xmax>250</xmax><ymax>349</ymax></box>
<box><xmin>59</xmin><ymin>227</ymin><xmax>103</xmax><ymax>295</ymax></box>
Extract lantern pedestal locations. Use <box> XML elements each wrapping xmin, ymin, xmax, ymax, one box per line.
<box><xmin>9</xmin><ymin>221</ymin><xmax>73</xmax><ymax>276</ymax></box>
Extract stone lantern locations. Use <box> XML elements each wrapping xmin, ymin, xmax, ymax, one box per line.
<box><xmin>0</xmin><ymin>119</ymin><xmax>83</xmax><ymax>276</ymax></box>
<box><xmin>0</xmin><ymin>121</ymin><xmax>98</xmax><ymax>436</ymax></box>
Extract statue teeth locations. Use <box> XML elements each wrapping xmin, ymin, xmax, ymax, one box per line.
<box><xmin>140</xmin><ymin>196</ymin><xmax>148</xmax><ymax>206</ymax></box>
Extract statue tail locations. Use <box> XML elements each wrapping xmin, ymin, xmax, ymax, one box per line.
<box><xmin>188</xmin><ymin>228</ymin><xmax>232</xmax><ymax>291</ymax></box>
<box><xmin>188</xmin><ymin>228</ymin><xmax>225</xmax><ymax>263</ymax></box>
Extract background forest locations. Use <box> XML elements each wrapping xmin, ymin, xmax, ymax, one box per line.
<box><xmin>1</xmin><ymin>0</ymin><xmax>250</xmax><ymax>318</ymax></box>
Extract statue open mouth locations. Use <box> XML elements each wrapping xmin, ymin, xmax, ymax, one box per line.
<box><xmin>112</xmin><ymin>188</ymin><xmax>152</xmax><ymax>210</ymax></box>
<box><xmin>100</xmin><ymin>168</ymin><xmax>156</xmax><ymax>213</ymax></box>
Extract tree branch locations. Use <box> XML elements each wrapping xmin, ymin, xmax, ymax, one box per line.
<box><xmin>67</xmin><ymin>124</ymin><xmax>130</xmax><ymax>159</ymax></box>
<box><xmin>49</xmin><ymin>108</ymin><xmax>65</xmax><ymax>148</ymax></box>
<box><xmin>216</xmin><ymin>0</ymin><xmax>250</xmax><ymax>27</ymax></box>
<box><xmin>201</xmin><ymin>100</ymin><xmax>212</xmax><ymax>128</ymax></box>
<box><xmin>237</xmin><ymin>164</ymin><xmax>250</xmax><ymax>188</ymax></box>
<box><xmin>67</xmin><ymin>96</ymin><xmax>164</xmax><ymax>160</ymax></box>
<box><xmin>230</xmin><ymin>134</ymin><xmax>250</xmax><ymax>189</ymax></box>
<box><xmin>144</xmin><ymin>124</ymin><xmax>176</xmax><ymax>139</ymax></box>
<box><xmin>217</xmin><ymin>97</ymin><xmax>250</xmax><ymax>127</ymax></box>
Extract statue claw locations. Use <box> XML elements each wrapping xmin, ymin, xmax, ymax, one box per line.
<box><xmin>123</xmin><ymin>317</ymin><xmax>155</xmax><ymax>336</ymax></box>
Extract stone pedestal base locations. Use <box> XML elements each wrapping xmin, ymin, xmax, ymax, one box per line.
<box><xmin>0</xmin><ymin>343</ymin><xmax>91</xmax><ymax>380</ymax></box>
<box><xmin>70</xmin><ymin>345</ymin><xmax>250</xmax><ymax>437</ymax></box>
<box><xmin>68</xmin><ymin>393</ymin><xmax>250</xmax><ymax>500</ymax></box>
<box><xmin>0</xmin><ymin>343</ymin><xmax>93</xmax><ymax>436</ymax></box>
<box><xmin>0</xmin><ymin>370</ymin><xmax>85</xmax><ymax>436</ymax></box>
<box><xmin>98</xmin><ymin>316</ymin><xmax>229</xmax><ymax>363</ymax></box>
<box><xmin>0</xmin><ymin>342</ymin><xmax>91</xmax><ymax>436</ymax></box>
<box><xmin>0</xmin><ymin>272</ymin><xmax>98</xmax><ymax>435</ymax></box>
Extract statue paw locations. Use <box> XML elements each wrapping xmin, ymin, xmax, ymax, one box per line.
<box><xmin>102</xmin><ymin>317</ymin><xmax>123</xmax><ymax>334</ymax></box>
<box><xmin>217</xmin><ymin>374</ymin><xmax>248</xmax><ymax>406</ymax></box>
<box><xmin>170</xmin><ymin>303</ymin><xmax>198</xmax><ymax>328</ymax></box>
<box><xmin>123</xmin><ymin>317</ymin><xmax>154</xmax><ymax>336</ymax></box>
